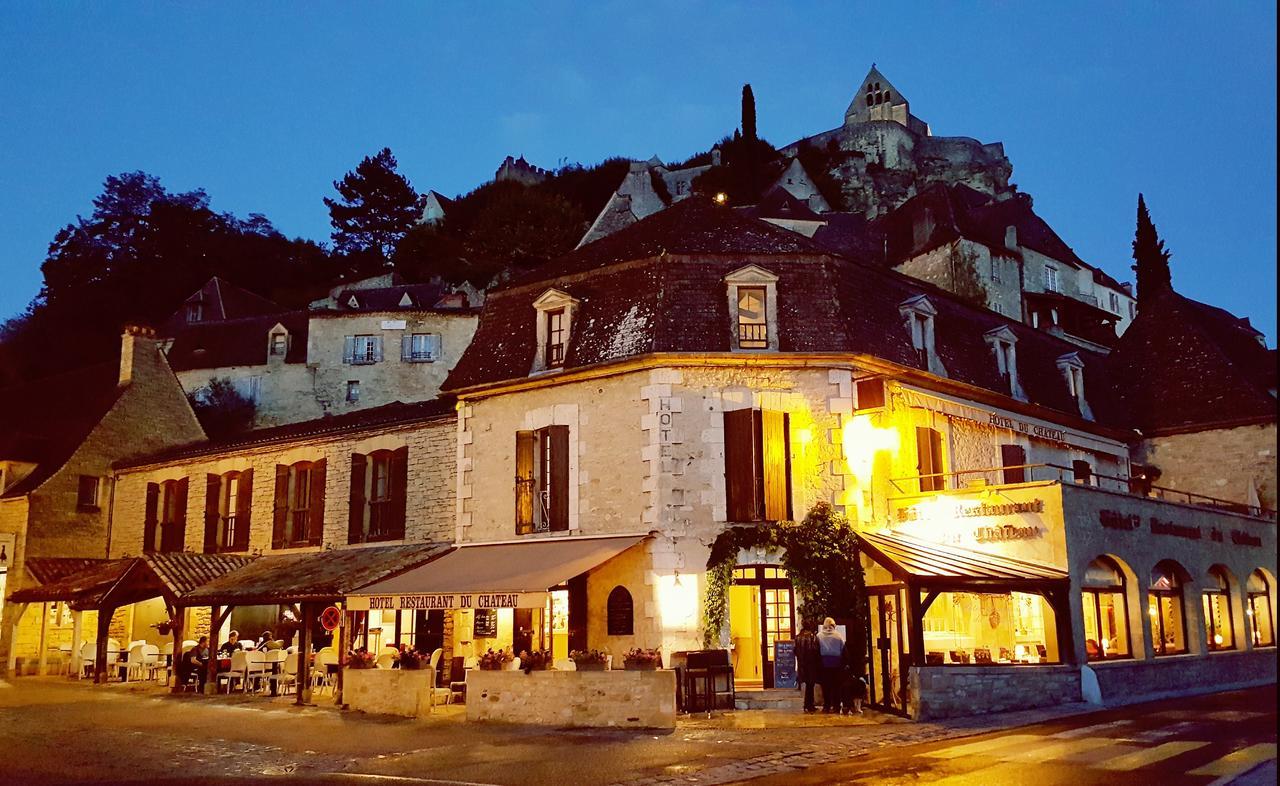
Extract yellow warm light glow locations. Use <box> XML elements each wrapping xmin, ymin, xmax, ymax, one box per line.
<box><xmin>1213</xmin><ymin>633</ymin><xmax>1224</xmax><ymax>645</ymax></box>
<box><xmin>840</xmin><ymin>414</ymin><xmax>900</xmax><ymax>481</ymax></box>
<box><xmin>714</xmin><ymin>192</ymin><xmax>728</xmax><ymax>204</ymax></box>
<box><xmin>657</xmin><ymin>573</ymin><xmax>699</xmax><ymax>633</ymax></box>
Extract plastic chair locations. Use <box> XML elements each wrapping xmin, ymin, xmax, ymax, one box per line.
<box><xmin>375</xmin><ymin>652</ymin><xmax>396</xmax><ymax>669</ymax></box>
<box><xmin>427</xmin><ymin>649</ymin><xmax>451</xmax><ymax>707</ymax></box>
<box><xmin>142</xmin><ymin>644</ymin><xmax>162</xmax><ymax>680</ymax></box>
<box><xmin>244</xmin><ymin>650</ymin><xmax>270</xmax><ymax>692</ymax></box>
<box><xmin>79</xmin><ymin>642</ymin><xmax>97</xmax><ymax>678</ymax></box>
<box><xmin>312</xmin><ymin>651</ymin><xmax>339</xmax><ymax>693</ymax></box>
<box><xmin>503</xmin><ymin>656</ymin><xmax>521</xmax><ymax>671</ymax></box>
<box><xmin>217</xmin><ymin>651</ymin><xmax>249</xmax><ymax>693</ymax></box>
<box><xmin>553</xmin><ymin>658</ymin><xmax>575</xmax><ymax>671</ymax></box>
<box><xmin>123</xmin><ymin>644</ymin><xmax>146</xmax><ymax>682</ymax></box>
<box><xmin>268</xmin><ymin>652</ymin><xmax>299</xmax><ymax>695</ymax></box>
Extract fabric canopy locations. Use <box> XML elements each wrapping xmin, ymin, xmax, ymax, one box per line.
<box><xmin>346</xmin><ymin>533</ymin><xmax>649</xmax><ymax>611</ymax></box>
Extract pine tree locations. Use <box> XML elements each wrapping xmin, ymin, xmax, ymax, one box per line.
<box><xmin>324</xmin><ymin>148</ymin><xmax>425</xmax><ymax>265</ymax></box>
<box><xmin>1132</xmin><ymin>193</ymin><xmax>1172</xmax><ymax>298</ymax></box>
<box><xmin>742</xmin><ymin>84</ymin><xmax>757</xmax><ymax>141</ymax></box>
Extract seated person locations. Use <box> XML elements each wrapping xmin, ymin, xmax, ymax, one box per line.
<box><xmin>1085</xmin><ymin>638</ymin><xmax>1100</xmax><ymax>658</ymax></box>
<box><xmin>255</xmin><ymin>630</ymin><xmax>274</xmax><ymax>651</ymax></box>
<box><xmin>180</xmin><ymin>636</ymin><xmax>210</xmax><ymax>688</ymax></box>
<box><xmin>218</xmin><ymin>630</ymin><xmax>244</xmax><ymax>657</ymax></box>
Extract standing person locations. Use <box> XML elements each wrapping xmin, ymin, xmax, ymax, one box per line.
<box><xmin>793</xmin><ymin>619</ymin><xmax>821</xmax><ymax>714</ymax></box>
<box><xmin>816</xmin><ymin>617</ymin><xmax>845</xmax><ymax>714</ymax></box>
<box><xmin>841</xmin><ymin>636</ymin><xmax>866</xmax><ymax>715</ymax></box>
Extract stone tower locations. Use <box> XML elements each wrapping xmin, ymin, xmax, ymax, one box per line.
<box><xmin>844</xmin><ymin>65</ymin><xmax>930</xmax><ymax>136</ymax></box>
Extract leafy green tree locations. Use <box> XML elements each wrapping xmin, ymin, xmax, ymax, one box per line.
<box><xmin>324</xmin><ymin>148</ymin><xmax>425</xmax><ymax>266</ymax></box>
<box><xmin>187</xmin><ymin>377</ymin><xmax>256</xmax><ymax>437</ymax></box>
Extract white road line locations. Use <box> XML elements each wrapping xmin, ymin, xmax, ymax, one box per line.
<box><xmin>1050</xmin><ymin>719</ymin><xmax>1132</xmax><ymax>739</ymax></box>
<box><xmin>921</xmin><ymin>733</ymin><xmax>1041</xmax><ymax>759</ymax></box>
<box><xmin>999</xmin><ymin>736</ymin><xmax>1114</xmax><ymax>763</ymax></box>
<box><xmin>1188</xmin><ymin>743</ymin><xmax>1278</xmax><ymax>779</ymax></box>
<box><xmin>1095</xmin><ymin>740</ymin><xmax>1209</xmax><ymax>771</ymax></box>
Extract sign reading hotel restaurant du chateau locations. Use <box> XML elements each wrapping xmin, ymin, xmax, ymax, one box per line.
<box><xmin>1099</xmin><ymin>509</ymin><xmax>1262</xmax><ymax>548</ymax></box>
<box><xmin>346</xmin><ymin>592</ymin><xmax>547</xmax><ymax>612</ymax></box>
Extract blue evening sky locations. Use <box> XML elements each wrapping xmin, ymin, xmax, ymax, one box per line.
<box><xmin>1</xmin><ymin>3</ymin><xmax>1275</xmax><ymax>339</ymax></box>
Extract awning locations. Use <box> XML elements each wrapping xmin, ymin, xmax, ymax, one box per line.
<box><xmin>860</xmin><ymin>529</ymin><xmax>1067</xmax><ymax>589</ymax></box>
<box><xmin>347</xmin><ymin>533</ymin><xmax>651</xmax><ymax>612</ymax></box>
<box><xmin>8</xmin><ymin>559</ymin><xmax>132</xmax><ymax>605</ymax></box>
<box><xmin>7</xmin><ymin>553</ymin><xmax>255</xmax><ymax>610</ymax></box>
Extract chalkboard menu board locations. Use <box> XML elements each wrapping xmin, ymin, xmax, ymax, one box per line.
<box><xmin>773</xmin><ymin>639</ymin><xmax>797</xmax><ymax>689</ymax></box>
<box><xmin>473</xmin><ymin>608</ymin><xmax>498</xmax><ymax>638</ymax></box>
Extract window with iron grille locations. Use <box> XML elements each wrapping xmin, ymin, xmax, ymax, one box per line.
<box><xmin>348</xmin><ymin>448</ymin><xmax>407</xmax><ymax>544</ymax></box>
<box><xmin>145</xmin><ymin>477</ymin><xmax>189</xmax><ymax>553</ymax></box>
<box><xmin>545</xmin><ymin>310</ymin><xmax>566</xmax><ymax>367</ymax></box>
<box><xmin>515</xmin><ymin>426</ymin><xmax>569</xmax><ymax>534</ymax></box>
<box><xmin>344</xmin><ymin>335</ymin><xmax>382</xmax><ymax>365</ymax></box>
<box><xmin>271</xmin><ymin>460</ymin><xmax>325</xmax><ymax>548</ymax></box>
<box><xmin>736</xmin><ymin>287</ymin><xmax>768</xmax><ymax>349</ymax></box>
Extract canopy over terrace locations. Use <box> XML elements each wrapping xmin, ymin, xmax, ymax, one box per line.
<box><xmin>346</xmin><ymin>533</ymin><xmax>651</xmax><ymax>612</ymax></box>
<box><xmin>178</xmin><ymin>542</ymin><xmax>450</xmax><ymax>703</ymax></box>
<box><xmin>7</xmin><ymin>553</ymin><xmax>254</xmax><ymax>682</ymax></box>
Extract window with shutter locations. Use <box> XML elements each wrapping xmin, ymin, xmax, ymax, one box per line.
<box><xmin>606</xmin><ymin>586</ymin><xmax>634</xmax><ymax>635</ymax></box>
<box><xmin>724</xmin><ymin>409</ymin><xmax>760</xmax><ymax>521</ymax></box>
<box><xmin>308</xmin><ymin>459</ymin><xmax>326</xmax><ymax>545</ymax></box>
<box><xmin>724</xmin><ymin>409</ymin><xmax>791</xmax><ymax>522</ymax></box>
<box><xmin>854</xmin><ymin>378</ymin><xmax>885</xmax><ymax>410</ymax></box>
<box><xmin>1000</xmin><ymin>445</ymin><xmax>1027</xmax><ymax>484</ymax></box>
<box><xmin>514</xmin><ymin>427</ymin><xmax>569</xmax><ymax>534</ymax></box>
<box><xmin>761</xmin><ymin>410</ymin><xmax>792</xmax><ymax>521</ymax></box>
<box><xmin>233</xmin><ymin>468</ymin><xmax>253</xmax><ymax>551</ymax></box>
<box><xmin>916</xmin><ymin>427</ymin><xmax>945</xmax><ymax>492</ymax></box>
<box><xmin>272</xmin><ymin>465</ymin><xmax>289</xmax><ymax>548</ymax></box>
<box><xmin>143</xmin><ymin>482</ymin><xmax>160</xmax><ymax>552</ymax></box>
<box><xmin>348</xmin><ymin>453</ymin><xmax>367</xmax><ymax>544</ymax></box>
<box><xmin>158</xmin><ymin>478</ymin><xmax>188</xmax><ymax>553</ymax></box>
<box><xmin>515</xmin><ymin>431</ymin><xmax>535</xmax><ymax>535</ymax></box>
<box><xmin>204</xmin><ymin>474</ymin><xmax>222</xmax><ymax>553</ymax></box>
<box><xmin>545</xmin><ymin>426</ymin><xmax>569</xmax><ymax>532</ymax></box>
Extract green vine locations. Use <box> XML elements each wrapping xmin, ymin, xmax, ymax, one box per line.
<box><xmin>702</xmin><ymin>501</ymin><xmax>867</xmax><ymax>668</ymax></box>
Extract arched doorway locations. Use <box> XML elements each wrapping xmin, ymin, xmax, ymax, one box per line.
<box><xmin>729</xmin><ymin>565</ymin><xmax>795</xmax><ymax>688</ymax></box>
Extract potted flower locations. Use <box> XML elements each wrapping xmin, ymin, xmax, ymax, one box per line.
<box><xmin>152</xmin><ymin>619</ymin><xmax>175</xmax><ymax>637</ymax></box>
<box><xmin>518</xmin><ymin>649</ymin><xmax>551</xmax><ymax>673</ymax></box>
<box><xmin>477</xmin><ymin>648</ymin><xmax>514</xmax><ymax>671</ymax></box>
<box><xmin>397</xmin><ymin>648</ymin><xmax>425</xmax><ymax>670</ymax></box>
<box><xmin>569</xmin><ymin>649</ymin><xmax>609</xmax><ymax>671</ymax></box>
<box><xmin>347</xmin><ymin>650</ymin><xmax>377</xmax><ymax>669</ymax></box>
<box><xmin>623</xmin><ymin>648</ymin><xmax>662</xmax><ymax>671</ymax></box>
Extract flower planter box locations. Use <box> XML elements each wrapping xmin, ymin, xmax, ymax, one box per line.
<box><xmin>574</xmin><ymin>661</ymin><xmax>608</xmax><ymax>671</ymax></box>
<box><xmin>344</xmin><ymin>668</ymin><xmax>435</xmax><ymax>718</ymax></box>
<box><xmin>466</xmin><ymin>669</ymin><xmax>676</xmax><ymax>729</ymax></box>
<box><xmin>623</xmin><ymin>662</ymin><xmax>659</xmax><ymax>671</ymax></box>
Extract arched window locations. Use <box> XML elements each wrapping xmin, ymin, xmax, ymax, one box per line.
<box><xmin>1246</xmin><ymin>570</ymin><xmax>1275</xmax><ymax>647</ymax></box>
<box><xmin>1148</xmin><ymin>561</ymin><xmax>1187</xmax><ymax>656</ymax></box>
<box><xmin>1081</xmin><ymin>556</ymin><xmax>1130</xmax><ymax>660</ymax></box>
<box><xmin>606</xmin><ymin>586</ymin><xmax>634</xmax><ymax>636</ymax></box>
<box><xmin>1202</xmin><ymin>566</ymin><xmax>1235</xmax><ymax>651</ymax></box>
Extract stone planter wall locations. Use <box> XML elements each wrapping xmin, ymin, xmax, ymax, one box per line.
<box><xmin>908</xmin><ymin>665</ymin><xmax>1081</xmax><ymax>721</ymax></box>
<box><xmin>466</xmin><ymin>668</ymin><xmax>676</xmax><ymax>729</ymax></box>
<box><xmin>1090</xmin><ymin>650</ymin><xmax>1277</xmax><ymax>704</ymax></box>
<box><xmin>344</xmin><ymin>668</ymin><xmax>435</xmax><ymax>718</ymax></box>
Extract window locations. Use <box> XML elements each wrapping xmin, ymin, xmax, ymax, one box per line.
<box><xmin>270</xmin><ymin>333</ymin><xmax>288</xmax><ymax>356</ymax></box>
<box><xmin>1044</xmin><ymin>265</ymin><xmax>1060</xmax><ymax>293</ymax></box>
<box><xmin>144</xmin><ymin>478</ymin><xmax>189</xmax><ymax>553</ymax></box>
<box><xmin>1148</xmin><ymin>561</ymin><xmax>1187</xmax><ymax>656</ymax></box>
<box><xmin>855</xmin><ymin>378</ymin><xmax>886</xmax><ymax>410</ymax></box>
<box><xmin>402</xmin><ymin>333</ymin><xmax>441</xmax><ymax>362</ymax></box>
<box><xmin>343</xmin><ymin>335</ymin><xmax>382</xmax><ymax>365</ymax></box>
<box><xmin>271</xmin><ymin>460</ymin><xmax>325</xmax><ymax>548</ymax></box>
<box><xmin>204</xmin><ymin>470</ymin><xmax>253</xmax><ymax>553</ymax></box>
<box><xmin>541</xmin><ymin>309</ymin><xmax>566</xmax><ymax>366</ymax></box>
<box><xmin>899</xmin><ymin>296</ymin><xmax>941</xmax><ymax>374</ymax></box>
<box><xmin>736</xmin><ymin>287</ymin><xmax>768</xmax><ymax>349</ymax></box>
<box><xmin>515</xmin><ymin>426</ymin><xmax>569</xmax><ymax>534</ymax></box>
<box><xmin>1129</xmin><ymin>302</ymin><xmax>1137</xmax><ymax>320</ymax></box>
<box><xmin>346</xmin><ymin>380</ymin><xmax>360</xmax><ymax>403</ymax></box>
<box><xmin>1246</xmin><ymin>570</ymin><xmax>1275</xmax><ymax>647</ymax></box>
<box><xmin>76</xmin><ymin>475</ymin><xmax>100</xmax><ymax>510</ymax></box>
<box><xmin>1072</xmin><ymin>460</ymin><xmax>1093</xmax><ymax>485</ymax></box>
<box><xmin>1202</xmin><ymin>566</ymin><xmax>1235</xmax><ymax>652</ymax></box>
<box><xmin>723</xmin><ymin>409</ymin><xmax>791</xmax><ymax>522</ymax></box>
<box><xmin>916</xmin><ymin>426</ymin><xmax>945</xmax><ymax>492</ymax></box>
<box><xmin>984</xmin><ymin>326</ymin><xmax>1021</xmax><ymax>398</ymax></box>
<box><xmin>921</xmin><ymin>591</ymin><xmax>1060</xmax><ymax>664</ymax></box>
<box><xmin>1057</xmin><ymin>353</ymin><xmax>1092</xmax><ymax>419</ymax></box>
<box><xmin>606</xmin><ymin>586</ymin><xmax>634</xmax><ymax>636</ymax></box>
<box><xmin>1108</xmin><ymin>292</ymin><xmax>1120</xmax><ymax>313</ymax></box>
<box><xmin>531</xmin><ymin>288</ymin><xmax>579</xmax><ymax>374</ymax></box>
<box><xmin>990</xmin><ymin>257</ymin><xmax>1002</xmax><ymax>283</ymax></box>
<box><xmin>349</xmin><ymin>448</ymin><xmax>408</xmax><ymax>543</ymax></box>
<box><xmin>186</xmin><ymin>301</ymin><xmax>203</xmax><ymax>323</ymax></box>
<box><xmin>1000</xmin><ymin>445</ymin><xmax>1026</xmax><ymax>485</ymax></box>
<box><xmin>1081</xmin><ymin>557</ymin><xmax>1131</xmax><ymax>660</ymax></box>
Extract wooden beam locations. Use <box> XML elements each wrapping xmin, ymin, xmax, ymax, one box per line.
<box><xmin>919</xmin><ymin>590</ymin><xmax>941</xmax><ymax>615</ymax></box>
<box><xmin>204</xmin><ymin>605</ymin><xmax>222</xmax><ymax>695</ymax></box>
<box><xmin>6</xmin><ymin>603</ymin><xmax>29</xmax><ymax>676</ymax></box>
<box><xmin>169</xmin><ymin>607</ymin><xmax>185</xmax><ymax>693</ymax></box>
<box><xmin>36</xmin><ymin>602</ymin><xmax>49</xmax><ymax>676</ymax></box>
<box><xmin>70</xmin><ymin>611</ymin><xmax>83</xmax><ymax>679</ymax></box>
<box><xmin>94</xmin><ymin>607</ymin><xmax>112</xmax><ymax>684</ymax></box>
<box><xmin>334</xmin><ymin>604</ymin><xmax>346</xmax><ymax>706</ymax></box>
<box><xmin>296</xmin><ymin>602</ymin><xmax>312</xmax><ymax>706</ymax></box>
<box><xmin>906</xmin><ymin>585</ymin><xmax>925</xmax><ymax>668</ymax></box>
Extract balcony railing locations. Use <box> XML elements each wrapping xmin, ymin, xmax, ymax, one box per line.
<box><xmin>738</xmin><ymin>322</ymin><xmax>768</xmax><ymax>348</ymax></box>
<box><xmin>890</xmin><ymin>463</ymin><xmax>1277</xmax><ymax>521</ymax></box>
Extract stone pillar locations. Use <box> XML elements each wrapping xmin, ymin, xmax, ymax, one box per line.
<box><xmin>5</xmin><ymin>603</ymin><xmax>29</xmax><ymax>676</ymax></box>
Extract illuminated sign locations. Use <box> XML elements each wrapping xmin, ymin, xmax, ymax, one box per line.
<box><xmin>896</xmin><ymin>499</ymin><xmax>1044</xmax><ymax>523</ymax></box>
<box><xmin>1098</xmin><ymin>510</ymin><xmax>1263</xmax><ymax>548</ymax></box>
<box><xmin>346</xmin><ymin>592</ymin><xmax>547</xmax><ymax>612</ymax></box>
<box><xmin>973</xmin><ymin>523</ymin><xmax>1042</xmax><ymax>543</ymax></box>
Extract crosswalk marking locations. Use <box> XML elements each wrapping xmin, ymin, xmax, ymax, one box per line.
<box><xmin>1201</xmin><ymin>710</ymin><xmax>1265</xmax><ymax>722</ymax></box>
<box><xmin>1122</xmin><ymin>721</ymin><xmax>1202</xmax><ymax>743</ymax></box>
<box><xmin>921</xmin><ymin>734</ymin><xmax>1041</xmax><ymax>759</ymax></box>
<box><xmin>1000</xmin><ymin>736</ymin><xmax>1114</xmax><ymax>763</ymax></box>
<box><xmin>1187</xmin><ymin>743</ymin><xmax>1278</xmax><ymax>778</ymax></box>
<box><xmin>1095</xmin><ymin>740</ymin><xmax>1209</xmax><ymax>771</ymax></box>
<box><xmin>1050</xmin><ymin>719</ymin><xmax>1133</xmax><ymax>739</ymax></box>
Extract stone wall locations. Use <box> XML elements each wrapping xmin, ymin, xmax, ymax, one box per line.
<box><xmin>110</xmin><ymin>415</ymin><xmax>456</xmax><ymax>558</ymax></box>
<box><xmin>177</xmin><ymin>362</ymin><xmax>320</xmax><ymax>429</ymax></box>
<box><xmin>344</xmin><ymin>667</ymin><xmax>437</xmax><ymax>718</ymax></box>
<box><xmin>1135</xmin><ymin>422</ymin><xmax>1277</xmax><ymax>512</ymax></box>
<box><xmin>1089</xmin><ymin>649</ymin><xmax>1277</xmax><ymax>704</ymax></box>
<box><xmin>466</xmin><ymin>668</ymin><xmax>676</xmax><ymax>729</ymax></box>
<box><xmin>895</xmin><ymin>239</ymin><xmax>1022</xmax><ymax>319</ymax></box>
<box><xmin>908</xmin><ymin>665</ymin><xmax>1081</xmax><ymax>720</ymax></box>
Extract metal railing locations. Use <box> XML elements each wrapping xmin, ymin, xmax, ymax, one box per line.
<box><xmin>889</xmin><ymin>463</ymin><xmax>1277</xmax><ymax>521</ymax></box>
<box><xmin>738</xmin><ymin>322</ymin><xmax>768</xmax><ymax>347</ymax></box>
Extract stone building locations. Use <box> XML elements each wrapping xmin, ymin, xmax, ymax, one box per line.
<box><xmin>494</xmin><ymin>155</ymin><xmax>548</xmax><ymax>185</ymax></box>
<box><xmin>0</xmin><ymin>327</ymin><xmax>206</xmax><ymax>673</ymax></box>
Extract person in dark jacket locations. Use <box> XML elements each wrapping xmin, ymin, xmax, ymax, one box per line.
<box><xmin>840</xmin><ymin>637</ymin><xmax>867</xmax><ymax>715</ymax></box>
<box><xmin>793</xmin><ymin>619</ymin><xmax>821</xmax><ymax>713</ymax></box>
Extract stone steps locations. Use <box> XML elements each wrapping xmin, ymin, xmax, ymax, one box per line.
<box><xmin>735</xmin><ymin>688</ymin><xmax>805</xmax><ymax>710</ymax></box>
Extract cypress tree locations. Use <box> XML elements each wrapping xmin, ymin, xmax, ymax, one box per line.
<box><xmin>1132</xmin><ymin>193</ymin><xmax>1172</xmax><ymax>299</ymax></box>
<box><xmin>742</xmin><ymin>84</ymin><xmax>757</xmax><ymax>141</ymax></box>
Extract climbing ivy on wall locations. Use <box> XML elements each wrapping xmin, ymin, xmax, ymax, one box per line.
<box><xmin>702</xmin><ymin>501</ymin><xmax>868</xmax><ymax>667</ymax></box>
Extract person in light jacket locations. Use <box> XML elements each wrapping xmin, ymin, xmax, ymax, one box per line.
<box><xmin>816</xmin><ymin>617</ymin><xmax>845</xmax><ymax>713</ymax></box>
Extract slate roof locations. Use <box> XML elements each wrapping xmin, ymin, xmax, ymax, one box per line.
<box><xmin>8</xmin><ymin>553</ymin><xmax>253</xmax><ymax>608</ymax></box>
<box><xmin>8</xmin><ymin>559</ymin><xmax>133</xmax><ymax>604</ymax></box>
<box><xmin>165</xmin><ymin>311</ymin><xmax>309</xmax><ymax>371</ymax></box>
<box><xmin>23</xmin><ymin>557</ymin><xmax>113</xmax><ymax>585</ymax></box>
<box><xmin>324</xmin><ymin>282</ymin><xmax>479</xmax><ymax>313</ymax></box>
<box><xmin>1104</xmin><ymin>288</ymin><xmax>1277</xmax><ymax>434</ymax></box>
<box><xmin>0</xmin><ymin>362</ymin><xmax>124</xmax><ymax>498</ymax></box>
<box><xmin>164</xmin><ymin>277</ymin><xmax>283</xmax><ymax>330</ymax></box>
<box><xmin>860</xmin><ymin>530</ymin><xmax>1068</xmax><ymax>584</ymax></box>
<box><xmin>115</xmin><ymin>397</ymin><xmax>457</xmax><ymax>470</ymax></box>
<box><xmin>737</xmin><ymin>187</ymin><xmax>823</xmax><ymax>222</ymax></box>
<box><xmin>180</xmin><ymin>543</ymin><xmax>450</xmax><ymax>606</ymax></box>
<box><xmin>445</xmin><ymin>197</ymin><xmax>1116</xmax><ymax>427</ymax></box>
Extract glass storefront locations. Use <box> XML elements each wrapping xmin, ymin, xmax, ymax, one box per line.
<box><xmin>1081</xmin><ymin>557</ymin><xmax>1130</xmax><ymax>660</ymax></box>
<box><xmin>1148</xmin><ymin>561</ymin><xmax>1187</xmax><ymax>656</ymax></box>
<box><xmin>920</xmin><ymin>591</ymin><xmax>1059</xmax><ymax>664</ymax></box>
<box><xmin>1202</xmin><ymin>567</ymin><xmax>1234</xmax><ymax>652</ymax></box>
<box><xmin>1246</xmin><ymin>570</ymin><xmax>1274</xmax><ymax>648</ymax></box>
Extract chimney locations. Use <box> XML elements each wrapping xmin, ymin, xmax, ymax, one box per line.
<box><xmin>1004</xmin><ymin>225</ymin><xmax>1018</xmax><ymax>251</ymax></box>
<box><xmin>711</xmin><ymin>147</ymin><xmax>722</xmax><ymax>167</ymax></box>
<box><xmin>119</xmin><ymin>324</ymin><xmax>157</xmax><ymax>386</ymax></box>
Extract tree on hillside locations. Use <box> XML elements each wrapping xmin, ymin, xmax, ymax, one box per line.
<box><xmin>324</xmin><ymin>148</ymin><xmax>425</xmax><ymax>268</ymax></box>
<box><xmin>187</xmin><ymin>376</ymin><xmax>256</xmax><ymax>438</ymax></box>
<box><xmin>742</xmin><ymin>84</ymin><xmax>757</xmax><ymax>142</ymax></box>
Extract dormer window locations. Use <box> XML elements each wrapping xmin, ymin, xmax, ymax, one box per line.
<box><xmin>269</xmin><ymin>332</ymin><xmax>288</xmax><ymax>356</ymax></box>
<box><xmin>398</xmin><ymin>292</ymin><xmax>414</xmax><ymax>308</ymax></box>
<box><xmin>531</xmin><ymin>288</ymin><xmax>579</xmax><ymax>374</ymax></box>
<box><xmin>984</xmin><ymin>326</ymin><xmax>1024</xmax><ymax>401</ymax></box>
<box><xmin>1057</xmin><ymin>352</ymin><xmax>1093</xmax><ymax>420</ymax></box>
<box><xmin>186</xmin><ymin>301</ymin><xmax>203</xmax><ymax>323</ymax></box>
<box><xmin>899</xmin><ymin>295</ymin><xmax>945</xmax><ymax>377</ymax></box>
<box><xmin>725</xmin><ymin>265</ymin><xmax>779</xmax><ymax>352</ymax></box>
<box><xmin>347</xmin><ymin>295</ymin><xmax>360</xmax><ymax>309</ymax></box>
<box><xmin>1045</xmin><ymin>264</ymin><xmax>1060</xmax><ymax>293</ymax></box>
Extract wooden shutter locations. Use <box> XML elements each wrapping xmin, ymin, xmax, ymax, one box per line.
<box><xmin>171</xmin><ymin>477</ymin><xmax>189</xmax><ymax>552</ymax></box>
<box><xmin>855</xmin><ymin>378</ymin><xmax>885</xmax><ymax>410</ymax></box>
<box><xmin>1073</xmin><ymin>460</ymin><xmax>1092</xmax><ymax>484</ymax></box>
<box><xmin>389</xmin><ymin>446</ymin><xmax>409</xmax><ymax>538</ymax></box>
<box><xmin>567</xmin><ymin>573</ymin><xmax>588</xmax><ymax>653</ymax></box>
<box><xmin>342</xmin><ymin>336</ymin><xmax>355</xmax><ymax>364</ymax></box>
<box><xmin>308</xmin><ymin>458</ymin><xmax>326</xmax><ymax>545</ymax></box>
<box><xmin>547</xmin><ymin>426</ymin><xmax>570</xmax><ymax>532</ymax></box>
<box><xmin>1000</xmin><ymin>445</ymin><xmax>1026</xmax><ymax>485</ymax></box>
<box><xmin>429</xmin><ymin>334</ymin><xmax>442</xmax><ymax>360</ymax></box>
<box><xmin>271</xmin><ymin>465</ymin><xmax>289</xmax><ymax>548</ymax></box>
<box><xmin>515</xmin><ymin>431</ymin><xmax>535</xmax><ymax>534</ymax></box>
<box><xmin>761</xmin><ymin>410</ymin><xmax>792</xmax><ymax>521</ymax></box>
<box><xmin>144</xmin><ymin>482</ymin><xmax>160</xmax><ymax>553</ymax></box>
<box><xmin>203</xmin><ymin>474</ymin><xmax>221</xmax><ymax>553</ymax></box>
<box><xmin>401</xmin><ymin>334</ymin><xmax>413</xmax><ymax>361</ymax></box>
<box><xmin>723</xmin><ymin>409</ymin><xmax>760</xmax><ymax>521</ymax></box>
<box><xmin>372</xmin><ymin>336</ymin><xmax>384</xmax><ymax>362</ymax></box>
<box><xmin>348</xmin><ymin>453</ymin><xmax>367</xmax><ymax>544</ymax></box>
<box><xmin>916</xmin><ymin>427</ymin><xmax>944</xmax><ymax>492</ymax></box>
<box><xmin>233</xmin><ymin>468</ymin><xmax>253</xmax><ymax>552</ymax></box>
